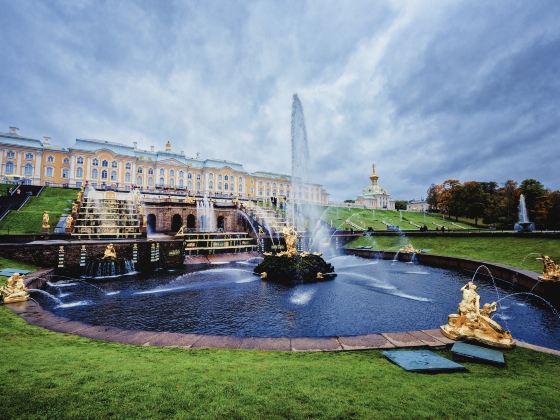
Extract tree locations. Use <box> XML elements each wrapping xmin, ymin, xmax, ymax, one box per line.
<box><xmin>426</xmin><ymin>184</ymin><xmax>440</xmax><ymax>211</ymax></box>
<box><xmin>395</xmin><ymin>200</ymin><xmax>408</xmax><ymax>210</ymax></box>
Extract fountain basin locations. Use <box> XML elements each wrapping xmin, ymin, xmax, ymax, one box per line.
<box><xmin>254</xmin><ymin>254</ymin><xmax>336</xmax><ymax>283</ymax></box>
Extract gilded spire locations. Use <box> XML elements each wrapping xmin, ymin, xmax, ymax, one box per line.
<box><xmin>369</xmin><ymin>162</ymin><xmax>379</xmax><ymax>184</ymax></box>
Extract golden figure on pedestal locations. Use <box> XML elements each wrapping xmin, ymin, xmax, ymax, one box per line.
<box><xmin>175</xmin><ymin>224</ymin><xmax>186</xmax><ymax>237</ymax></box>
<box><xmin>102</xmin><ymin>243</ymin><xmax>117</xmax><ymax>260</ymax></box>
<box><xmin>537</xmin><ymin>255</ymin><xmax>560</xmax><ymax>282</ymax></box>
<box><xmin>399</xmin><ymin>243</ymin><xmax>420</xmax><ymax>254</ymax></box>
<box><xmin>184</xmin><ymin>196</ymin><xmax>195</xmax><ymax>205</ymax></box>
<box><xmin>42</xmin><ymin>211</ymin><xmax>50</xmax><ymax>230</ymax></box>
<box><xmin>441</xmin><ymin>281</ymin><xmax>514</xmax><ymax>348</ymax></box>
<box><xmin>0</xmin><ymin>273</ymin><xmax>29</xmax><ymax>304</ymax></box>
<box><xmin>65</xmin><ymin>214</ymin><xmax>74</xmax><ymax>229</ymax></box>
<box><xmin>282</xmin><ymin>225</ymin><xmax>299</xmax><ymax>257</ymax></box>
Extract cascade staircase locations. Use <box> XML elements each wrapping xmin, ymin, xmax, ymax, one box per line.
<box><xmin>72</xmin><ymin>189</ymin><xmax>145</xmax><ymax>238</ymax></box>
<box><xmin>242</xmin><ymin>201</ymin><xmax>289</xmax><ymax>234</ymax></box>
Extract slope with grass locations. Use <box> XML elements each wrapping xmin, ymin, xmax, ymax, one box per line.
<box><xmin>0</xmin><ymin>306</ymin><xmax>559</xmax><ymax>418</ymax></box>
<box><xmin>0</xmin><ymin>186</ymin><xmax>77</xmax><ymax>234</ymax></box>
<box><xmin>347</xmin><ymin>236</ymin><xmax>560</xmax><ymax>272</ymax></box>
<box><xmin>322</xmin><ymin>206</ymin><xmax>473</xmax><ymax>231</ymax></box>
<box><xmin>0</xmin><ymin>257</ymin><xmax>37</xmax><ymax>282</ymax></box>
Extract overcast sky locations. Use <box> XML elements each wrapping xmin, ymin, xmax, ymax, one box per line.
<box><xmin>1</xmin><ymin>0</ymin><xmax>559</xmax><ymax>200</ymax></box>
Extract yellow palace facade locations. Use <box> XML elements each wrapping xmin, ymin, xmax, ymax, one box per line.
<box><xmin>0</xmin><ymin>127</ymin><xmax>329</xmax><ymax>204</ymax></box>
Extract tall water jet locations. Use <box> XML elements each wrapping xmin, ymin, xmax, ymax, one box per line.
<box><xmin>514</xmin><ymin>194</ymin><xmax>535</xmax><ymax>232</ymax></box>
<box><xmin>197</xmin><ymin>195</ymin><xmax>217</xmax><ymax>232</ymax></box>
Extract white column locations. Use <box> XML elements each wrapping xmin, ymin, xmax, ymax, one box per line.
<box><xmin>69</xmin><ymin>155</ymin><xmax>76</xmax><ymax>186</ymax></box>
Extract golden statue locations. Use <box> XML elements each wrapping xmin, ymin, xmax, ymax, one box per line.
<box><xmin>258</xmin><ymin>226</ymin><xmax>265</xmax><ymax>237</ymax></box>
<box><xmin>441</xmin><ymin>281</ymin><xmax>514</xmax><ymax>348</ymax></box>
<box><xmin>316</xmin><ymin>272</ymin><xmax>324</xmax><ymax>279</ymax></box>
<box><xmin>77</xmin><ymin>190</ymin><xmax>83</xmax><ymax>202</ymax></box>
<box><xmin>282</xmin><ymin>225</ymin><xmax>299</xmax><ymax>257</ymax></box>
<box><xmin>42</xmin><ymin>211</ymin><xmax>50</xmax><ymax>229</ymax></box>
<box><xmin>1</xmin><ymin>273</ymin><xmax>29</xmax><ymax>304</ymax></box>
<box><xmin>71</xmin><ymin>202</ymin><xmax>78</xmax><ymax>214</ymax></box>
<box><xmin>175</xmin><ymin>224</ymin><xmax>186</xmax><ymax>236</ymax></box>
<box><xmin>537</xmin><ymin>255</ymin><xmax>560</xmax><ymax>281</ymax></box>
<box><xmin>184</xmin><ymin>196</ymin><xmax>195</xmax><ymax>205</ymax></box>
<box><xmin>102</xmin><ymin>243</ymin><xmax>117</xmax><ymax>260</ymax></box>
<box><xmin>65</xmin><ymin>214</ymin><xmax>74</xmax><ymax>229</ymax></box>
<box><xmin>399</xmin><ymin>243</ymin><xmax>420</xmax><ymax>254</ymax></box>
<box><xmin>260</xmin><ymin>272</ymin><xmax>267</xmax><ymax>279</ymax></box>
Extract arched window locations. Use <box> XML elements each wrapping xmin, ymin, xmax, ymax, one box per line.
<box><xmin>25</xmin><ymin>153</ymin><xmax>33</xmax><ymax>160</ymax></box>
<box><xmin>238</xmin><ymin>184</ymin><xmax>243</xmax><ymax>192</ymax></box>
<box><xmin>179</xmin><ymin>171</ymin><xmax>184</xmax><ymax>178</ymax></box>
<box><xmin>187</xmin><ymin>172</ymin><xmax>192</xmax><ymax>179</ymax></box>
<box><xmin>136</xmin><ymin>175</ymin><xmax>143</xmax><ymax>185</ymax></box>
<box><xmin>92</xmin><ymin>169</ymin><xmax>98</xmax><ymax>179</ymax></box>
<box><xmin>225</xmin><ymin>175</ymin><xmax>228</xmax><ymax>181</ymax></box>
<box><xmin>178</xmin><ymin>179</ymin><xmax>184</xmax><ymax>188</ymax></box>
<box><xmin>188</xmin><ymin>180</ymin><xmax>193</xmax><ymax>190</ymax></box>
<box><xmin>169</xmin><ymin>169</ymin><xmax>175</xmax><ymax>177</ymax></box>
<box><xmin>24</xmin><ymin>163</ymin><xmax>33</xmax><ymax>176</ymax></box>
<box><xmin>209</xmin><ymin>172</ymin><xmax>214</xmax><ymax>179</ymax></box>
<box><xmin>76</xmin><ymin>167</ymin><xmax>83</xmax><ymax>178</ymax></box>
<box><xmin>47</xmin><ymin>155</ymin><xmax>54</xmax><ymax>163</ymax></box>
<box><xmin>110</xmin><ymin>171</ymin><xmax>117</xmax><ymax>181</ymax></box>
<box><xmin>224</xmin><ymin>182</ymin><xmax>228</xmax><ymax>191</ymax></box>
<box><xmin>159</xmin><ymin>168</ymin><xmax>164</xmax><ymax>176</ymax></box>
<box><xmin>169</xmin><ymin>178</ymin><xmax>174</xmax><ymax>187</ymax></box>
<box><xmin>101</xmin><ymin>170</ymin><xmax>108</xmax><ymax>179</ymax></box>
<box><xmin>125</xmin><ymin>172</ymin><xmax>131</xmax><ymax>182</ymax></box>
<box><xmin>196</xmin><ymin>174</ymin><xmax>201</xmax><ymax>180</ymax></box>
<box><xmin>62</xmin><ymin>168</ymin><xmax>69</xmax><ymax>178</ymax></box>
<box><xmin>5</xmin><ymin>161</ymin><xmax>14</xmax><ymax>174</ymax></box>
<box><xmin>102</xmin><ymin>160</ymin><xmax>108</xmax><ymax>167</ymax></box>
<box><xmin>125</xmin><ymin>162</ymin><xmax>131</xmax><ymax>170</ymax></box>
<box><xmin>46</xmin><ymin>167</ymin><xmax>53</xmax><ymax>177</ymax></box>
<box><xmin>148</xmin><ymin>168</ymin><xmax>154</xmax><ymax>175</ymax></box>
<box><xmin>148</xmin><ymin>177</ymin><xmax>153</xmax><ymax>186</ymax></box>
<box><xmin>196</xmin><ymin>181</ymin><xmax>201</xmax><ymax>191</ymax></box>
<box><xmin>112</xmin><ymin>161</ymin><xmax>117</xmax><ymax>168</ymax></box>
<box><xmin>137</xmin><ymin>167</ymin><xmax>143</xmax><ymax>174</ymax></box>
<box><xmin>92</xmin><ymin>159</ymin><xmax>99</xmax><ymax>166</ymax></box>
<box><xmin>218</xmin><ymin>174</ymin><xmax>222</xmax><ymax>181</ymax></box>
<box><xmin>218</xmin><ymin>182</ymin><xmax>222</xmax><ymax>190</ymax></box>
<box><xmin>6</xmin><ymin>151</ymin><xmax>15</xmax><ymax>158</ymax></box>
<box><xmin>209</xmin><ymin>181</ymin><xmax>214</xmax><ymax>189</ymax></box>
<box><xmin>238</xmin><ymin>176</ymin><xmax>242</xmax><ymax>183</ymax></box>
<box><xmin>159</xmin><ymin>177</ymin><xmax>164</xmax><ymax>186</ymax></box>
<box><xmin>77</xmin><ymin>156</ymin><xmax>84</xmax><ymax>164</ymax></box>
<box><xmin>63</xmin><ymin>157</ymin><xmax>70</xmax><ymax>165</ymax></box>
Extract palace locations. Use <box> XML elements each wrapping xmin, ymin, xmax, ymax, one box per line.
<box><xmin>0</xmin><ymin>127</ymin><xmax>329</xmax><ymax>204</ymax></box>
<box><xmin>355</xmin><ymin>163</ymin><xmax>395</xmax><ymax>209</ymax></box>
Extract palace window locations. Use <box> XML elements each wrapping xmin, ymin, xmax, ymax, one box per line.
<box><xmin>110</xmin><ymin>171</ymin><xmax>117</xmax><ymax>181</ymax></box>
<box><xmin>46</xmin><ymin>167</ymin><xmax>53</xmax><ymax>177</ymax></box>
<box><xmin>92</xmin><ymin>169</ymin><xmax>98</xmax><ymax>179</ymax></box>
<box><xmin>159</xmin><ymin>168</ymin><xmax>164</xmax><ymax>176</ymax></box>
<box><xmin>224</xmin><ymin>183</ymin><xmax>229</xmax><ymax>191</ymax></box>
<box><xmin>125</xmin><ymin>172</ymin><xmax>131</xmax><ymax>182</ymax></box>
<box><xmin>5</xmin><ymin>161</ymin><xmax>14</xmax><ymax>174</ymax></box>
<box><xmin>209</xmin><ymin>181</ymin><xmax>214</xmax><ymax>189</ymax></box>
<box><xmin>25</xmin><ymin>153</ymin><xmax>33</xmax><ymax>160</ymax></box>
<box><xmin>218</xmin><ymin>174</ymin><xmax>222</xmax><ymax>181</ymax></box>
<box><xmin>218</xmin><ymin>182</ymin><xmax>222</xmax><ymax>190</ymax></box>
<box><xmin>178</xmin><ymin>179</ymin><xmax>184</xmax><ymax>188</ymax></box>
<box><xmin>77</xmin><ymin>156</ymin><xmax>84</xmax><ymax>164</ymax></box>
<box><xmin>169</xmin><ymin>169</ymin><xmax>175</xmax><ymax>177</ymax></box>
<box><xmin>179</xmin><ymin>171</ymin><xmax>184</xmax><ymax>178</ymax></box>
<box><xmin>63</xmin><ymin>158</ymin><xmax>70</xmax><ymax>165</ymax></box>
<box><xmin>196</xmin><ymin>181</ymin><xmax>201</xmax><ymax>191</ymax></box>
<box><xmin>239</xmin><ymin>185</ymin><xmax>243</xmax><ymax>192</ymax></box>
<box><xmin>196</xmin><ymin>174</ymin><xmax>201</xmax><ymax>181</ymax></box>
<box><xmin>136</xmin><ymin>175</ymin><xmax>143</xmax><ymax>185</ymax></box>
<box><xmin>148</xmin><ymin>168</ymin><xmax>154</xmax><ymax>175</ymax></box>
<box><xmin>111</xmin><ymin>161</ymin><xmax>117</xmax><ymax>168</ymax></box>
<box><xmin>137</xmin><ymin>167</ymin><xmax>143</xmax><ymax>174</ymax></box>
<box><xmin>62</xmin><ymin>168</ymin><xmax>69</xmax><ymax>178</ymax></box>
<box><xmin>92</xmin><ymin>159</ymin><xmax>99</xmax><ymax>166</ymax></box>
<box><xmin>208</xmin><ymin>172</ymin><xmax>214</xmax><ymax>179</ymax></box>
<box><xmin>24</xmin><ymin>164</ymin><xmax>33</xmax><ymax>176</ymax></box>
<box><xmin>101</xmin><ymin>170</ymin><xmax>108</xmax><ymax>180</ymax></box>
<box><xmin>102</xmin><ymin>160</ymin><xmax>108</xmax><ymax>167</ymax></box>
<box><xmin>238</xmin><ymin>176</ymin><xmax>242</xmax><ymax>183</ymax></box>
<box><xmin>76</xmin><ymin>167</ymin><xmax>83</xmax><ymax>178</ymax></box>
<box><xmin>188</xmin><ymin>180</ymin><xmax>193</xmax><ymax>190</ymax></box>
<box><xmin>47</xmin><ymin>155</ymin><xmax>54</xmax><ymax>163</ymax></box>
<box><xmin>7</xmin><ymin>151</ymin><xmax>15</xmax><ymax>159</ymax></box>
<box><xmin>125</xmin><ymin>162</ymin><xmax>131</xmax><ymax>170</ymax></box>
<box><xmin>148</xmin><ymin>177</ymin><xmax>154</xmax><ymax>186</ymax></box>
<box><xmin>188</xmin><ymin>172</ymin><xmax>192</xmax><ymax>179</ymax></box>
<box><xmin>224</xmin><ymin>175</ymin><xmax>228</xmax><ymax>181</ymax></box>
<box><xmin>159</xmin><ymin>177</ymin><xmax>164</xmax><ymax>186</ymax></box>
<box><xmin>169</xmin><ymin>178</ymin><xmax>174</xmax><ymax>187</ymax></box>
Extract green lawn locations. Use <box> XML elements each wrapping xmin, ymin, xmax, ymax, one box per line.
<box><xmin>322</xmin><ymin>207</ymin><xmax>473</xmax><ymax>231</ymax></box>
<box><xmin>347</xmin><ymin>236</ymin><xmax>560</xmax><ymax>272</ymax></box>
<box><xmin>0</xmin><ymin>186</ymin><xmax>77</xmax><ymax>234</ymax></box>
<box><xmin>0</xmin><ymin>257</ymin><xmax>37</xmax><ymax>283</ymax></box>
<box><xmin>0</xmin><ymin>306</ymin><xmax>559</xmax><ymax>419</ymax></box>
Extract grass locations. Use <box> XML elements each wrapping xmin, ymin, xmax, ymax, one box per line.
<box><xmin>0</xmin><ymin>306</ymin><xmax>559</xmax><ymax>419</ymax></box>
<box><xmin>322</xmin><ymin>207</ymin><xmax>473</xmax><ymax>231</ymax></box>
<box><xmin>0</xmin><ymin>257</ymin><xmax>37</xmax><ymax>283</ymax></box>
<box><xmin>0</xmin><ymin>186</ymin><xmax>77</xmax><ymax>234</ymax></box>
<box><xmin>347</xmin><ymin>236</ymin><xmax>560</xmax><ymax>272</ymax></box>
